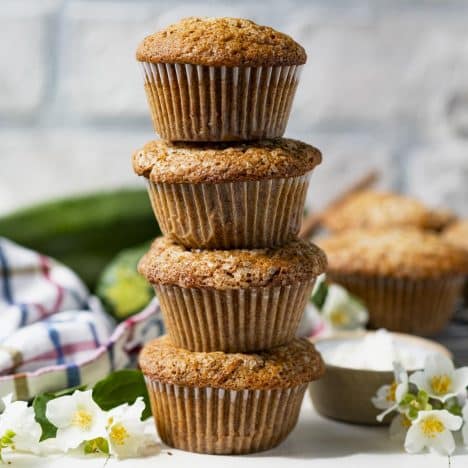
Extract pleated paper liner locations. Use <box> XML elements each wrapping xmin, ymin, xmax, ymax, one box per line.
<box><xmin>140</xmin><ymin>63</ymin><xmax>302</xmax><ymax>141</ymax></box>
<box><xmin>328</xmin><ymin>273</ymin><xmax>465</xmax><ymax>335</ymax></box>
<box><xmin>155</xmin><ymin>280</ymin><xmax>315</xmax><ymax>353</ymax></box>
<box><xmin>147</xmin><ymin>175</ymin><xmax>310</xmax><ymax>249</ymax></box>
<box><xmin>145</xmin><ymin>379</ymin><xmax>307</xmax><ymax>454</ymax></box>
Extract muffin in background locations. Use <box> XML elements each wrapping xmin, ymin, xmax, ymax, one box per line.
<box><xmin>133</xmin><ymin>138</ymin><xmax>321</xmax><ymax>249</ymax></box>
<box><xmin>139</xmin><ymin>237</ymin><xmax>327</xmax><ymax>353</ymax></box>
<box><xmin>321</xmin><ymin>190</ymin><xmax>455</xmax><ymax>233</ymax></box>
<box><xmin>139</xmin><ymin>336</ymin><xmax>324</xmax><ymax>454</ymax></box>
<box><xmin>136</xmin><ymin>17</ymin><xmax>306</xmax><ymax>141</ymax></box>
<box><xmin>318</xmin><ymin>228</ymin><xmax>468</xmax><ymax>335</ymax></box>
<box><xmin>443</xmin><ymin>219</ymin><xmax>468</xmax><ymax>252</ymax></box>
<box><xmin>443</xmin><ymin>220</ymin><xmax>468</xmax><ymax>301</ymax></box>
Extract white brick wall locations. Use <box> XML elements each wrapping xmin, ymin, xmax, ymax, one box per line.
<box><xmin>1</xmin><ymin>0</ymin><xmax>467</xmax><ymax>216</ymax></box>
<box><xmin>0</xmin><ymin>1</ymin><xmax>57</xmax><ymax>116</ymax></box>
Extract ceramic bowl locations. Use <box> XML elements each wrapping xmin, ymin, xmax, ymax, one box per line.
<box><xmin>309</xmin><ymin>331</ymin><xmax>451</xmax><ymax>425</ymax></box>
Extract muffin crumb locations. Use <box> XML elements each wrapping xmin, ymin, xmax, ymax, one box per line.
<box><xmin>139</xmin><ymin>236</ymin><xmax>327</xmax><ymax>289</ymax></box>
<box><xmin>137</xmin><ymin>17</ymin><xmax>306</xmax><ymax>67</ymax></box>
<box><xmin>318</xmin><ymin>228</ymin><xmax>468</xmax><ymax>278</ymax></box>
<box><xmin>133</xmin><ymin>138</ymin><xmax>321</xmax><ymax>184</ymax></box>
<box><xmin>139</xmin><ymin>336</ymin><xmax>325</xmax><ymax>390</ymax></box>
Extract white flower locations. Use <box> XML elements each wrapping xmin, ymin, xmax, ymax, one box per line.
<box><xmin>0</xmin><ymin>394</ymin><xmax>42</xmax><ymax>455</ymax></box>
<box><xmin>372</xmin><ymin>362</ymin><xmax>409</xmax><ymax>422</ymax></box>
<box><xmin>410</xmin><ymin>353</ymin><xmax>468</xmax><ymax>402</ymax></box>
<box><xmin>404</xmin><ymin>410</ymin><xmax>462</xmax><ymax>456</ymax></box>
<box><xmin>321</xmin><ymin>284</ymin><xmax>368</xmax><ymax>330</ymax></box>
<box><xmin>389</xmin><ymin>413</ymin><xmax>412</xmax><ymax>442</ymax></box>
<box><xmin>106</xmin><ymin>398</ymin><xmax>160</xmax><ymax>459</ymax></box>
<box><xmin>46</xmin><ymin>390</ymin><xmax>107</xmax><ymax>451</ymax></box>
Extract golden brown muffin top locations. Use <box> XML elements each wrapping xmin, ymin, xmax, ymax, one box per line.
<box><xmin>133</xmin><ymin>138</ymin><xmax>321</xmax><ymax>184</ymax></box>
<box><xmin>139</xmin><ymin>336</ymin><xmax>324</xmax><ymax>390</ymax></box>
<box><xmin>139</xmin><ymin>237</ymin><xmax>327</xmax><ymax>289</ymax></box>
<box><xmin>317</xmin><ymin>228</ymin><xmax>468</xmax><ymax>278</ymax></box>
<box><xmin>136</xmin><ymin>17</ymin><xmax>306</xmax><ymax>67</ymax></box>
<box><xmin>443</xmin><ymin>220</ymin><xmax>468</xmax><ymax>251</ymax></box>
<box><xmin>322</xmin><ymin>191</ymin><xmax>455</xmax><ymax>232</ymax></box>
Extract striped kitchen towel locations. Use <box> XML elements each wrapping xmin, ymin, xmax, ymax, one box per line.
<box><xmin>0</xmin><ymin>238</ymin><xmax>164</xmax><ymax>400</ymax></box>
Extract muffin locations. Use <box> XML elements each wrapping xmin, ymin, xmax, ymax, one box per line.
<box><xmin>443</xmin><ymin>219</ymin><xmax>468</xmax><ymax>252</ymax></box>
<box><xmin>139</xmin><ymin>237</ymin><xmax>327</xmax><ymax>352</ymax></box>
<box><xmin>133</xmin><ymin>138</ymin><xmax>321</xmax><ymax>249</ymax></box>
<box><xmin>443</xmin><ymin>220</ymin><xmax>468</xmax><ymax>301</ymax></box>
<box><xmin>136</xmin><ymin>17</ymin><xmax>306</xmax><ymax>141</ymax></box>
<box><xmin>317</xmin><ymin>228</ymin><xmax>468</xmax><ymax>335</ymax></box>
<box><xmin>140</xmin><ymin>336</ymin><xmax>324</xmax><ymax>454</ymax></box>
<box><xmin>321</xmin><ymin>190</ymin><xmax>455</xmax><ymax>233</ymax></box>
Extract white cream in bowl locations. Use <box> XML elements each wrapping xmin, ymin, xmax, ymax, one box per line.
<box><xmin>315</xmin><ymin>329</ymin><xmax>447</xmax><ymax>372</ymax></box>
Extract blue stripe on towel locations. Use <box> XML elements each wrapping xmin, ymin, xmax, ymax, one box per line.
<box><xmin>46</xmin><ymin>324</ymin><xmax>65</xmax><ymax>364</ymax></box>
<box><xmin>0</xmin><ymin>245</ymin><xmax>13</xmax><ymax>303</ymax></box>
<box><xmin>0</xmin><ymin>245</ymin><xmax>29</xmax><ymax>329</ymax></box>
<box><xmin>107</xmin><ymin>342</ymin><xmax>115</xmax><ymax>372</ymax></box>
<box><xmin>19</xmin><ymin>304</ymin><xmax>28</xmax><ymax>327</ymax></box>
<box><xmin>66</xmin><ymin>364</ymin><xmax>80</xmax><ymax>387</ymax></box>
<box><xmin>88</xmin><ymin>321</ymin><xmax>100</xmax><ymax>347</ymax></box>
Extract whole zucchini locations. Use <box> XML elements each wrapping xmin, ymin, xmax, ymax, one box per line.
<box><xmin>0</xmin><ymin>189</ymin><xmax>160</xmax><ymax>289</ymax></box>
<box><xmin>96</xmin><ymin>243</ymin><xmax>154</xmax><ymax>321</ymax></box>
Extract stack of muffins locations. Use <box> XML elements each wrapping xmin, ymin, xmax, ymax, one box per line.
<box><xmin>132</xmin><ymin>18</ymin><xmax>327</xmax><ymax>454</ymax></box>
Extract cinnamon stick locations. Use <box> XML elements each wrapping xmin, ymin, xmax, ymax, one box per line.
<box><xmin>298</xmin><ymin>170</ymin><xmax>379</xmax><ymax>239</ymax></box>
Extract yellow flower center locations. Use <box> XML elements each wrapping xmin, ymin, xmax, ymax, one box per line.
<box><xmin>72</xmin><ymin>409</ymin><xmax>93</xmax><ymax>430</ymax></box>
<box><xmin>430</xmin><ymin>375</ymin><xmax>452</xmax><ymax>395</ymax></box>
<box><xmin>420</xmin><ymin>416</ymin><xmax>445</xmax><ymax>438</ymax></box>
<box><xmin>330</xmin><ymin>308</ymin><xmax>350</xmax><ymax>327</ymax></box>
<box><xmin>109</xmin><ymin>423</ymin><xmax>129</xmax><ymax>446</ymax></box>
<box><xmin>387</xmin><ymin>382</ymin><xmax>397</xmax><ymax>402</ymax></box>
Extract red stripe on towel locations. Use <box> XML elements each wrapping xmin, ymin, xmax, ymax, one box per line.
<box><xmin>21</xmin><ymin>340</ymin><xmax>98</xmax><ymax>366</ymax></box>
<box><xmin>39</xmin><ymin>255</ymin><xmax>64</xmax><ymax>314</ymax></box>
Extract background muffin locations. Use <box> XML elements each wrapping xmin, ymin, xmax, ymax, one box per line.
<box><xmin>139</xmin><ymin>237</ymin><xmax>327</xmax><ymax>352</ymax></box>
<box><xmin>443</xmin><ymin>220</ymin><xmax>468</xmax><ymax>302</ymax></box>
<box><xmin>136</xmin><ymin>17</ymin><xmax>306</xmax><ymax>141</ymax></box>
<box><xmin>443</xmin><ymin>220</ymin><xmax>468</xmax><ymax>252</ymax></box>
<box><xmin>321</xmin><ymin>190</ymin><xmax>455</xmax><ymax>233</ymax></box>
<box><xmin>318</xmin><ymin>228</ymin><xmax>468</xmax><ymax>335</ymax></box>
<box><xmin>133</xmin><ymin>138</ymin><xmax>321</xmax><ymax>249</ymax></box>
<box><xmin>140</xmin><ymin>336</ymin><xmax>324</xmax><ymax>454</ymax></box>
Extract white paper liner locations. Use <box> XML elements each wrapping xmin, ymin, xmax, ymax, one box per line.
<box><xmin>329</xmin><ymin>273</ymin><xmax>465</xmax><ymax>335</ymax></box>
<box><xmin>145</xmin><ymin>378</ymin><xmax>307</xmax><ymax>454</ymax></box>
<box><xmin>155</xmin><ymin>280</ymin><xmax>315</xmax><ymax>352</ymax></box>
<box><xmin>140</xmin><ymin>63</ymin><xmax>302</xmax><ymax>141</ymax></box>
<box><xmin>147</xmin><ymin>175</ymin><xmax>310</xmax><ymax>249</ymax></box>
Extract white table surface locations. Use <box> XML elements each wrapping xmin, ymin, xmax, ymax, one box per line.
<box><xmin>7</xmin><ymin>398</ymin><xmax>467</xmax><ymax>468</ymax></box>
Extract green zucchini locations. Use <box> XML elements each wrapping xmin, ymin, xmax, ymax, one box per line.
<box><xmin>96</xmin><ymin>243</ymin><xmax>154</xmax><ymax>321</ymax></box>
<box><xmin>0</xmin><ymin>189</ymin><xmax>160</xmax><ymax>289</ymax></box>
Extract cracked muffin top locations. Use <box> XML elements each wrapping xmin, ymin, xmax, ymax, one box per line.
<box><xmin>132</xmin><ymin>138</ymin><xmax>321</xmax><ymax>184</ymax></box>
<box><xmin>321</xmin><ymin>191</ymin><xmax>455</xmax><ymax>232</ymax></box>
<box><xmin>136</xmin><ymin>17</ymin><xmax>306</xmax><ymax>67</ymax></box>
<box><xmin>317</xmin><ymin>228</ymin><xmax>468</xmax><ymax>278</ymax></box>
<box><xmin>443</xmin><ymin>220</ymin><xmax>468</xmax><ymax>252</ymax></box>
<box><xmin>139</xmin><ymin>336</ymin><xmax>324</xmax><ymax>390</ymax></box>
<box><xmin>139</xmin><ymin>236</ymin><xmax>327</xmax><ymax>289</ymax></box>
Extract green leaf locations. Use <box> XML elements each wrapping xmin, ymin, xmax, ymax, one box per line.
<box><xmin>444</xmin><ymin>397</ymin><xmax>462</xmax><ymax>416</ymax></box>
<box><xmin>33</xmin><ymin>385</ymin><xmax>86</xmax><ymax>441</ymax></box>
<box><xmin>311</xmin><ymin>280</ymin><xmax>328</xmax><ymax>309</ymax></box>
<box><xmin>83</xmin><ymin>437</ymin><xmax>109</xmax><ymax>455</ymax></box>
<box><xmin>33</xmin><ymin>394</ymin><xmax>58</xmax><ymax>441</ymax></box>
<box><xmin>92</xmin><ymin>370</ymin><xmax>151</xmax><ymax>420</ymax></box>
